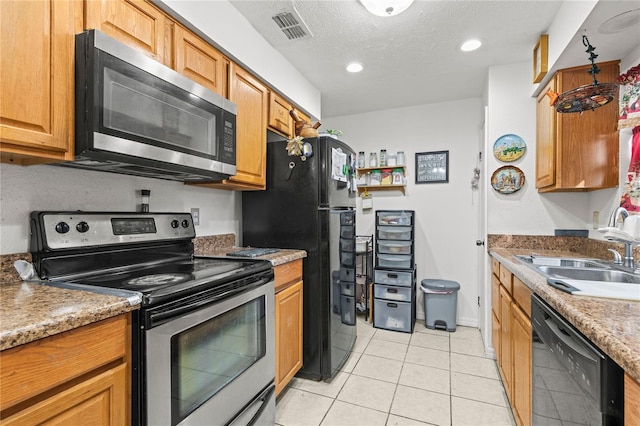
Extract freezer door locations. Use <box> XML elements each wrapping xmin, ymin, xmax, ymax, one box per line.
<box><xmin>317</xmin><ymin>137</ymin><xmax>356</xmax><ymax>208</ymax></box>
<box><xmin>327</xmin><ymin>208</ymin><xmax>357</xmax><ymax>377</ymax></box>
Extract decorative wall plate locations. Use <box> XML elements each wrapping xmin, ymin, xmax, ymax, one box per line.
<box><xmin>493</xmin><ymin>134</ymin><xmax>526</xmax><ymax>162</ymax></box>
<box><xmin>491</xmin><ymin>166</ymin><xmax>525</xmax><ymax>194</ymax></box>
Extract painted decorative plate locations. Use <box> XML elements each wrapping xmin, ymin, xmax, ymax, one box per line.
<box><xmin>493</xmin><ymin>134</ymin><xmax>526</xmax><ymax>162</ymax></box>
<box><xmin>491</xmin><ymin>166</ymin><xmax>525</xmax><ymax>194</ymax></box>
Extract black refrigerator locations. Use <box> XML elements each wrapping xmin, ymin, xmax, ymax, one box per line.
<box><xmin>242</xmin><ymin>136</ymin><xmax>357</xmax><ymax>381</ymax></box>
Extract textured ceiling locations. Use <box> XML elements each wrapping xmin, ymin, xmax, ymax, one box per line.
<box><xmin>229</xmin><ymin>0</ymin><xmax>639</xmax><ymax>118</ymax></box>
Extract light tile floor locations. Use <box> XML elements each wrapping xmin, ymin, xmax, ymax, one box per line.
<box><xmin>276</xmin><ymin>317</ymin><xmax>515</xmax><ymax>426</ymax></box>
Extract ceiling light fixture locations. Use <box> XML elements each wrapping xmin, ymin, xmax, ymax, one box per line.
<box><xmin>346</xmin><ymin>63</ymin><xmax>363</xmax><ymax>73</ymax></box>
<box><xmin>460</xmin><ymin>39</ymin><xmax>482</xmax><ymax>52</ymax></box>
<box><xmin>359</xmin><ymin>0</ymin><xmax>415</xmax><ymax>17</ymax></box>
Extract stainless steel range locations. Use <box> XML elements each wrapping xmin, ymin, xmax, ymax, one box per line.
<box><xmin>29</xmin><ymin>211</ymin><xmax>275</xmax><ymax>426</ymax></box>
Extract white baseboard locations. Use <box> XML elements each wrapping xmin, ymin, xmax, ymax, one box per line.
<box><xmin>415</xmin><ymin>314</ymin><xmax>478</xmax><ymax>329</ymax></box>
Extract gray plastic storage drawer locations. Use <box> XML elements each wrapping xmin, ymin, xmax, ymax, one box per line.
<box><xmin>377</xmin><ymin>240</ymin><xmax>412</xmax><ymax>254</ymax></box>
<box><xmin>377</xmin><ymin>254</ymin><xmax>412</xmax><ymax>269</ymax></box>
<box><xmin>374</xmin><ymin>269</ymin><xmax>413</xmax><ymax>287</ymax></box>
<box><xmin>374</xmin><ymin>299</ymin><xmax>412</xmax><ymax>332</ymax></box>
<box><xmin>374</xmin><ymin>284</ymin><xmax>412</xmax><ymax>302</ymax></box>
<box><xmin>377</xmin><ymin>211</ymin><xmax>414</xmax><ymax>226</ymax></box>
<box><xmin>377</xmin><ymin>226</ymin><xmax>412</xmax><ymax>240</ymax></box>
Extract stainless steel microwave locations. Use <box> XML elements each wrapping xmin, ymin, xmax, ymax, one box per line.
<box><xmin>61</xmin><ymin>29</ymin><xmax>236</xmax><ymax>182</ymax></box>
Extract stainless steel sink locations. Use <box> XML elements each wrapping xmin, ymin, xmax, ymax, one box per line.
<box><xmin>536</xmin><ymin>266</ymin><xmax>640</xmax><ymax>284</ymax></box>
<box><xmin>515</xmin><ymin>255</ymin><xmax>608</xmax><ymax>269</ymax></box>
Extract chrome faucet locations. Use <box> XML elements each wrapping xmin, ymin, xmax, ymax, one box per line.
<box><xmin>606</xmin><ymin>207</ymin><xmax>635</xmax><ymax>269</ymax></box>
<box><xmin>608</xmin><ymin>206</ymin><xmax>629</xmax><ymax>228</ymax></box>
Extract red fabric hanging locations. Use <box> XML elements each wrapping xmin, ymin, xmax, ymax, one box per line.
<box><xmin>620</xmin><ymin>126</ymin><xmax>640</xmax><ymax>212</ymax></box>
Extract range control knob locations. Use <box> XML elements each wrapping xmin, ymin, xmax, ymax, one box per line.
<box><xmin>171</xmin><ymin>220</ymin><xmax>180</xmax><ymax>229</ymax></box>
<box><xmin>76</xmin><ymin>221</ymin><xmax>90</xmax><ymax>233</ymax></box>
<box><xmin>181</xmin><ymin>220</ymin><xmax>190</xmax><ymax>228</ymax></box>
<box><xmin>55</xmin><ymin>222</ymin><xmax>70</xmax><ymax>234</ymax></box>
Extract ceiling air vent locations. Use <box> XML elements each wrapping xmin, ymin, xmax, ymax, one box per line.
<box><xmin>272</xmin><ymin>7</ymin><xmax>312</xmax><ymax>40</ymax></box>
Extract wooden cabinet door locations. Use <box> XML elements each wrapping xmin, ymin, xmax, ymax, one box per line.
<box><xmin>2</xmin><ymin>364</ymin><xmax>127</xmax><ymax>426</ymax></box>
<box><xmin>275</xmin><ymin>280</ymin><xmax>303</xmax><ymax>396</ymax></box>
<box><xmin>84</xmin><ymin>0</ymin><xmax>171</xmax><ymax>66</ymax></box>
<box><xmin>268</xmin><ymin>91</ymin><xmax>293</xmax><ymax>139</ymax></box>
<box><xmin>174</xmin><ymin>25</ymin><xmax>228</xmax><ymax>98</ymax></box>
<box><xmin>492</xmin><ymin>311</ymin><xmax>501</xmax><ymax>364</ymax></box>
<box><xmin>0</xmin><ymin>0</ymin><xmax>78</xmax><ymax>165</ymax></box>
<box><xmin>555</xmin><ymin>61</ymin><xmax>619</xmax><ymax>190</ymax></box>
<box><xmin>499</xmin><ymin>285</ymin><xmax>513</xmax><ymax>402</ymax></box>
<box><xmin>225</xmin><ymin>63</ymin><xmax>268</xmax><ymax>189</ymax></box>
<box><xmin>535</xmin><ymin>77</ymin><xmax>556</xmax><ymax>189</ymax></box>
<box><xmin>511</xmin><ymin>303</ymin><xmax>532</xmax><ymax>426</ymax></box>
<box><xmin>625</xmin><ymin>373</ymin><xmax>640</xmax><ymax>426</ymax></box>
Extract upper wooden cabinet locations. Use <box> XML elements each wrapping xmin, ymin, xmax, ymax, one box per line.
<box><xmin>0</xmin><ymin>0</ymin><xmax>79</xmax><ymax>165</ymax></box>
<box><xmin>84</xmin><ymin>0</ymin><xmax>172</xmax><ymax>66</ymax></box>
<box><xmin>535</xmin><ymin>61</ymin><xmax>620</xmax><ymax>192</ymax></box>
<box><xmin>173</xmin><ymin>24</ymin><xmax>229</xmax><ymax>98</ymax></box>
<box><xmin>268</xmin><ymin>91</ymin><xmax>294</xmax><ymax>139</ymax></box>
<box><xmin>194</xmin><ymin>63</ymin><xmax>268</xmax><ymax>190</ymax></box>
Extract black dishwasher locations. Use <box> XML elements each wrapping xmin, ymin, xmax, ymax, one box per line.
<box><xmin>531</xmin><ymin>294</ymin><xmax>624</xmax><ymax>425</ymax></box>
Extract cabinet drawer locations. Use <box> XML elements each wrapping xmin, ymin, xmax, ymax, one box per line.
<box><xmin>374</xmin><ymin>299</ymin><xmax>412</xmax><ymax>332</ymax></box>
<box><xmin>376</xmin><ymin>210</ymin><xmax>414</xmax><ymax>226</ymax></box>
<box><xmin>374</xmin><ymin>284</ymin><xmax>412</xmax><ymax>302</ymax></box>
<box><xmin>512</xmin><ymin>276</ymin><xmax>532</xmax><ymax>317</ymax></box>
<box><xmin>341</xmin><ymin>282</ymin><xmax>355</xmax><ymax>296</ymax></box>
<box><xmin>377</xmin><ymin>240</ymin><xmax>412</xmax><ymax>254</ymax></box>
<box><xmin>0</xmin><ymin>314</ymin><xmax>128</xmax><ymax>411</ymax></box>
<box><xmin>491</xmin><ymin>257</ymin><xmax>500</xmax><ymax>276</ymax></box>
<box><xmin>341</xmin><ymin>295</ymin><xmax>355</xmax><ymax>325</ymax></box>
<box><xmin>374</xmin><ymin>269</ymin><xmax>413</xmax><ymax>287</ymax></box>
<box><xmin>340</xmin><ymin>238</ymin><xmax>354</xmax><ymax>252</ymax></box>
<box><xmin>340</xmin><ymin>225</ymin><xmax>355</xmax><ymax>239</ymax></box>
<box><xmin>377</xmin><ymin>226</ymin><xmax>413</xmax><ymax>240</ymax></box>
<box><xmin>340</xmin><ymin>266</ymin><xmax>355</xmax><ymax>283</ymax></box>
<box><xmin>499</xmin><ymin>263</ymin><xmax>513</xmax><ymax>293</ymax></box>
<box><xmin>340</xmin><ymin>250</ymin><xmax>355</xmax><ymax>266</ymax></box>
<box><xmin>376</xmin><ymin>254</ymin><xmax>413</xmax><ymax>269</ymax></box>
<box><xmin>274</xmin><ymin>259</ymin><xmax>303</xmax><ymax>293</ymax></box>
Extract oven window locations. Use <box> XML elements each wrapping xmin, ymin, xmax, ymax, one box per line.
<box><xmin>170</xmin><ymin>296</ymin><xmax>266</xmax><ymax>424</ymax></box>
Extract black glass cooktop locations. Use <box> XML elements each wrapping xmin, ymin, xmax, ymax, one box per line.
<box><xmin>57</xmin><ymin>257</ymin><xmax>271</xmax><ymax>294</ymax></box>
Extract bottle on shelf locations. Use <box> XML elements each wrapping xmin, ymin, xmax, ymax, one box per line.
<box><xmin>358</xmin><ymin>151</ymin><xmax>365</xmax><ymax>168</ymax></box>
<box><xmin>379</xmin><ymin>149</ymin><xmax>387</xmax><ymax>167</ymax></box>
<box><xmin>369</xmin><ymin>152</ymin><xmax>378</xmax><ymax>167</ymax></box>
<box><xmin>397</xmin><ymin>151</ymin><xmax>405</xmax><ymax>166</ymax></box>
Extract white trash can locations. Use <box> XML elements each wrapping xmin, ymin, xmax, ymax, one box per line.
<box><xmin>420</xmin><ymin>279</ymin><xmax>460</xmax><ymax>332</ymax></box>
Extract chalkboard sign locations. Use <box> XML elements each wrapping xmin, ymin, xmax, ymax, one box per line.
<box><xmin>415</xmin><ymin>151</ymin><xmax>449</xmax><ymax>184</ymax></box>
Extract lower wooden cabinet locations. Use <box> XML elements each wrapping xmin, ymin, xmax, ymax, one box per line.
<box><xmin>0</xmin><ymin>313</ymin><xmax>131</xmax><ymax>425</ymax></box>
<box><xmin>511</xmin><ymin>303</ymin><xmax>532</xmax><ymax>426</ymax></box>
<box><xmin>492</xmin><ymin>257</ymin><xmax>532</xmax><ymax>426</ymax></box>
<box><xmin>274</xmin><ymin>260</ymin><xmax>303</xmax><ymax>396</ymax></box>
<box><xmin>626</xmin><ymin>373</ymin><xmax>640</xmax><ymax>426</ymax></box>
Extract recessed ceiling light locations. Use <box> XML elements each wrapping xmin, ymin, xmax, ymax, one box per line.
<box><xmin>346</xmin><ymin>63</ymin><xmax>363</xmax><ymax>73</ymax></box>
<box><xmin>460</xmin><ymin>39</ymin><xmax>482</xmax><ymax>52</ymax></box>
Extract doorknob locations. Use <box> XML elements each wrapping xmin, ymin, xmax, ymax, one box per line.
<box><xmin>476</xmin><ymin>240</ymin><xmax>485</xmax><ymax>246</ymax></box>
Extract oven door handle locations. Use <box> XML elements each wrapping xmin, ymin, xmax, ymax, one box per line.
<box><xmin>225</xmin><ymin>383</ymin><xmax>275</xmax><ymax>426</ymax></box>
<box><xmin>147</xmin><ymin>276</ymin><xmax>271</xmax><ymax>327</ymax></box>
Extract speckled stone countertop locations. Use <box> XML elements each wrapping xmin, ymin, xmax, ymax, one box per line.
<box><xmin>489</xmin><ymin>235</ymin><xmax>640</xmax><ymax>382</ymax></box>
<box><xmin>0</xmin><ymin>281</ymin><xmax>138</xmax><ymax>351</ymax></box>
<box><xmin>193</xmin><ymin>234</ymin><xmax>307</xmax><ymax>266</ymax></box>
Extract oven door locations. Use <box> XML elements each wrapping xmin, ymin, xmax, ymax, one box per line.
<box><xmin>145</xmin><ymin>279</ymin><xmax>274</xmax><ymax>426</ymax></box>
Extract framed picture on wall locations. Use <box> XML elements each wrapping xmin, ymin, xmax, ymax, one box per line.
<box><xmin>415</xmin><ymin>150</ymin><xmax>449</xmax><ymax>184</ymax></box>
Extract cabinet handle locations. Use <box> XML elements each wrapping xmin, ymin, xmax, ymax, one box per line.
<box><xmin>387</xmin><ymin>302</ymin><xmax>398</xmax><ymax>308</ymax></box>
<box><xmin>387</xmin><ymin>288</ymin><xmax>398</xmax><ymax>293</ymax></box>
<box><xmin>387</xmin><ymin>273</ymin><xmax>398</xmax><ymax>278</ymax></box>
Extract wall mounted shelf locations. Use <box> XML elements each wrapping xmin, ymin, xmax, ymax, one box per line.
<box><xmin>356</xmin><ymin>166</ymin><xmax>406</xmax><ymax>195</ymax></box>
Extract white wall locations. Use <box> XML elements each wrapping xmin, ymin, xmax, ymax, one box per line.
<box><xmin>0</xmin><ymin>164</ymin><xmax>240</xmax><ymax>254</ymax></box>
<box><xmin>487</xmin><ymin>61</ymin><xmax>591</xmax><ymax>236</ymax></box>
<box><xmin>159</xmin><ymin>0</ymin><xmax>322</xmax><ymax>119</ymax></box>
<box><xmin>323</xmin><ymin>99</ymin><xmax>483</xmax><ymax>327</ymax></box>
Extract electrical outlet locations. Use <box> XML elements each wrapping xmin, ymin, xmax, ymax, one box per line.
<box><xmin>593</xmin><ymin>211</ymin><xmax>599</xmax><ymax>229</ymax></box>
<box><xmin>191</xmin><ymin>208</ymin><xmax>200</xmax><ymax>226</ymax></box>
